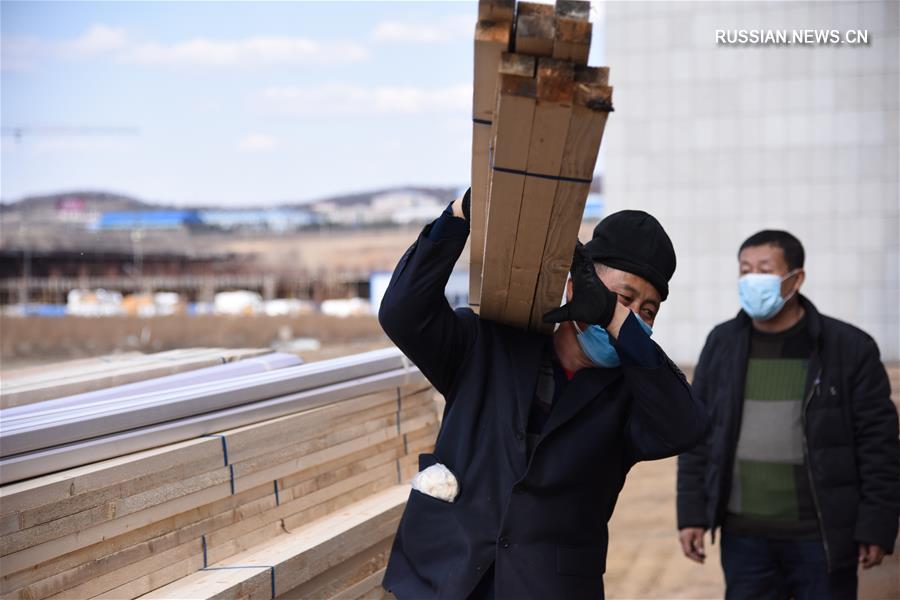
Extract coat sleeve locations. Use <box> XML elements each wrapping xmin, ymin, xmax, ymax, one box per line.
<box><xmin>849</xmin><ymin>335</ymin><xmax>899</xmax><ymax>554</ymax></box>
<box><xmin>620</xmin><ymin>314</ymin><xmax>710</xmax><ymax>464</ymax></box>
<box><xmin>377</xmin><ymin>215</ymin><xmax>478</xmax><ymax>398</ymax></box>
<box><xmin>676</xmin><ymin>330</ymin><xmax>718</xmax><ymax>530</ymax></box>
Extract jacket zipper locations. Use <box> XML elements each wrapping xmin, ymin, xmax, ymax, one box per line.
<box><xmin>801</xmin><ymin>367</ymin><xmax>832</xmax><ymax>569</ymax></box>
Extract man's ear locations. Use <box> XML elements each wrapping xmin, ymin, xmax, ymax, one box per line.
<box><xmin>794</xmin><ymin>269</ymin><xmax>806</xmax><ymax>293</ymax></box>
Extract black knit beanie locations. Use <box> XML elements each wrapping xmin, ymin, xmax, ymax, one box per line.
<box><xmin>583</xmin><ymin>210</ymin><xmax>676</xmax><ymax>301</ymax></box>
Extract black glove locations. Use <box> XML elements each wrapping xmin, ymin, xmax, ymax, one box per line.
<box><xmin>461</xmin><ymin>187</ymin><xmax>471</xmax><ymax>222</ymax></box>
<box><xmin>542</xmin><ymin>241</ymin><xmax>618</xmax><ymax>327</ymax></box>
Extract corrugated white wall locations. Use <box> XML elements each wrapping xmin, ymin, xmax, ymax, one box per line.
<box><xmin>602</xmin><ymin>0</ymin><xmax>899</xmax><ymax>364</ymax></box>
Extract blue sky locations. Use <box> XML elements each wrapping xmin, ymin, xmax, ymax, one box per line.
<box><xmin>2</xmin><ymin>1</ymin><xmax>604</xmax><ymax>206</ymax></box>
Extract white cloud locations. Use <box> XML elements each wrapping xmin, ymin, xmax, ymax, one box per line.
<box><xmin>123</xmin><ymin>36</ymin><xmax>368</xmax><ymax>67</ymax></box>
<box><xmin>371</xmin><ymin>16</ymin><xmax>473</xmax><ymax>44</ymax></box>
<box><xmin>260</xmin><ymin>83</ymin><xmax>472</xmax><ymax>115</ymax></box>
<box><xmin>236</xmin><ymin>134</ymin><xmax>278</xmax><ymax>153</ymax></box>
<box><xmin>62</xmin><ymin>25</ymin><xmax>129</xmax><ymax>57</ymax></box>
<box><xmin>2</xmin><ymin>25</ymin><xmax>367</xmax><ymax>71</ymax></box>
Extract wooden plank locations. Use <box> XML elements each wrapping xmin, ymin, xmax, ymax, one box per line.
<box><xmin>0</xmin><ymin>401</ymin><xmax>397</xmax><ymax>553</ymax></box>
<box><xmin>0</xmin><ymin>436</ymin><xmax>223</xmax><ymax>522</ymax></box>
<box><xmin>5</xmin><ymin>442</ymin><xmax>405</xmax><ymax>599</ymax></box>
<box><xmin>224</xmin><ymin>392</ymin><xmax>399</xmax><ymax>470</ymax></box>
<box><xmin>43</xmin><ymin>535</ymin><xmax>205</xmax><ymax>600</ymax></box>
<box><xmin>140</xmin><ymin>486</ymin><xmax>408</xmax><ymax>599</ymax></box>
<box><xmin>554</xmin><ymin>18</ymin><xmax>592</xmax><ymax>64</ymax></box>
<box><xmin>332</xmin><ymin>568</ymin><xmax>387</xmax><ymax>600</ymax></box>
<box><xmin>471</xmin><ymin>18</ymin><xmax>513</xmax><ymax>310</ymax></box>
<box><xmin>478</xmin><ymin>0</ymin><xmax>515</xmax><ymax>22</ymax></box>
<box><xmin>515</xmin><ymin>2</ymin><xmax>556</xmax><ymax>57</ymax></box>
<box><xmin>0</xmin><ymin>389</ymin><xmax>397</xmax><ymax>531</ymax></box>
<box><xmin>1</xmin><ymin>378</ymin><xmax>437</xmax><ymax>600</ymax></box>
<box><xmin>404</xmin><ymin>423</ymin><xmax>440</xmax><ymax>456</ymax></box>
<box><xmin>529</xmin><ymin>73</ymin><xmax>613</xmax><ymax>333</ymax></box>
<box><xmin>502</xmin><ymin>58</ymin><xmax>574</xmax><ymax>328</ymax></box>
<box><xmin>1</xmin><ymin>480</ymin><xmax>275</xmax><ymax>596</ymax></box>
<box><xmin>0</xmin><ymin>413</ymin><xmax>414</xmax><ymax>574</ymax></box>
<box><xmin>479</xmin><ymin>53</ymin><xmax>538</xmax><ymax>322</ymax></box>
<box><xmin>280</xmin><ymin>539</ymin><xmax>391</xmax><ymax>600</ymax></box>
<box><xmin>88</xmin><ymin>553</ymin><xmax>208</xmax><ymax>600</ymax></box>
<box><xmin>139</xmin><ymin>563</ymin><xmax>272</xmax><ymax>600</ymax></box>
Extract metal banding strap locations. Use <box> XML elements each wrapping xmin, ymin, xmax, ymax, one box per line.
<box><xmin>204</xmin><ymin>433</ymin><xmax>230</xmax><ymax>466</ymax></box>
<box><xmin>203</xmin><ymin>433</ymin><xmax>236</xmax><ymax>493</ymax></box>
<box><xmin>273</xmin><ymin>481</ymin><xmax>281</xmax><ymax>506</ymax></box>
<box><xmin>492</xmin><ymin>165</ymin><xmax>592</xmax><ymax>185</ymax></box>
<box><xmin>472</xmin><ymin>118</ymin><xmax>493</xmax><ymax>125</ymax></box>
<box><xmin>201</xmin><ymin>535</ymin><xmax>208</xmax><ymax>567</ymax></box>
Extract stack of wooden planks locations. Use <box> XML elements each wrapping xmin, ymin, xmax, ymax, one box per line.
<box><xmin>0</xmin><ymin>348</ymin><xmax>418</xmax><ymax>484</ymax></box>
<box><xmin>0</xmin><ymin>348</ymin><xmax>276</xmax><ymax>409</ymax></box>
<box><xmin>0</xmin><ymin>353</ymin><xmax>441</xmax><ymax>599</ymax></box>
<box><xmin>470</xmin><ymin>0</ymin><xmax>613</xmax><ymax>333</ymax></box>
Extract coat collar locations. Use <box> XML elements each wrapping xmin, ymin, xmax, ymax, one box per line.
<box><xmin>506</xmin><ymin>328</ymin><xmax>621</xmax><ymax>445</ymax></box>
<box><xmin>540</xmin><ymin>366</ymin><xmax>621</xmax><ymax>440</ymax></box>
<box><xmin>732</xmin><ymin>294</ymin><xmax>824</xmax><ymax>351</ymax></box>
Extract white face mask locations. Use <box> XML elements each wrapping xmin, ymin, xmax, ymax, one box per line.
<box><xmin>738</xmin><ymin>270</ymin><xmax>799</xmax><ymax>320</ymax></box>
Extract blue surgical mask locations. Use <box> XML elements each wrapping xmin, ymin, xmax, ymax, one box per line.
<box><xmin>574</xmin><ymin>313</ymin><xmax>653</xmax><ymax>368</ymax></box>
<box><xmin>738</xmin><ymin>271</ymin><xmax>799</xmax><ymax>320</ymax></box>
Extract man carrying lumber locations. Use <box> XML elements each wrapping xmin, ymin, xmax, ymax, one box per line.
<box><xmin>379</xmin><ymin>189</ymin><xmax>708</xmax><ymax>599</ymax></box>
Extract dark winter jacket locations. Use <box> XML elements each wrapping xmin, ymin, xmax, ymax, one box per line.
<box><xmin>379</xmin><ymin>216</ymin><xmax>708</xmax><ymax>599</ymax></box>
<box><xmin>677</xmin><ymin>296</ymin><xmax>899</xmax><ymax>570</ymax></box>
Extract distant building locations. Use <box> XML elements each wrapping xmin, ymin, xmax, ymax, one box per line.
<box><xmin>312</xmin><ymin>190</ymin><xmax>447</xmax><ymax>227</ymax></box>
<box><xmin>583</xmin><ymin>193</ymin><xmax>605</xmax><ymax>221</ymax></box>
<box><xmin>94</xmin><ymin>210</ymin><xmax>203</xmax><ymax>231</ymax></box>
<box><xmin>369</xmin><ymin>269</ymin><xmax>468</xmax><ymax>315</ymax></box>
<box><xmin>198</xmin><ymin>208</ymin><xmax>320</xmax><ymax>232</ymax></box>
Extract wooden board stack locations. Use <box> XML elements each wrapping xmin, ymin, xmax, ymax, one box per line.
<box><xmin>0</xmin><ymin>361</ymin><xmax>442</xmax><ymax>599</ymax></box>
<box><xmin>470</xmin><ymin>0</ymin><xmax>613</xmax><ymax>333</ymax></box>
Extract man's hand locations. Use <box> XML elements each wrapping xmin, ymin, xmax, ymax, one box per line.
<box><xmin>542</xmin><ymin>241</ymin><xmax>618</xmax><ymax>328</ymax></box>
<box><xmin>679</xmin><ymin>528</ymin><xmax>707</xmax><ymax>564</ymax></box>
<box><xmin>451</xmin><ymin>188</ymin><xmax>471</xmax><ymax>221</ymax></box>
<box><xmin>859</xmin><ymin>543</ymin><xmax>886</xmax><ymax>569</ymax></box>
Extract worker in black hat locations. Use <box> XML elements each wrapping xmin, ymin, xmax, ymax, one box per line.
<box><xmin>379</xmin><ymin>189</ymin><xmax>708</xmax><ymax>600</ymax></box>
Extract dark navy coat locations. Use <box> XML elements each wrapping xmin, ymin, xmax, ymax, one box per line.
<box><xmin>379</xmin><ymin>218</ymin><xmax>708</xmax><ymax>599</ymax></box>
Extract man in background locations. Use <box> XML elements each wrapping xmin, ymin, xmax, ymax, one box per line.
<box><xmin>676</xmin><ymin>230</ymin><xmax>899</xmax><ymax>599</ymax></box>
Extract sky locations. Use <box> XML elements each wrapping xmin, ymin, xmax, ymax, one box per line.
<box><xmin>1</xmin><ymin>0</ymin><xmax>605</xmax><ymax>207</ymax></box>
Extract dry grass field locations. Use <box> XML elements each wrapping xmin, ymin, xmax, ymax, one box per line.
<box><xmin>0</xmin><ymin>314</ymin><xmax>390</xmax><ymax>370</ymax></box>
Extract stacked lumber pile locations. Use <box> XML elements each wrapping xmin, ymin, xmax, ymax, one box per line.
<box><xmin>0</xmin><ymin>348</ymin><xmax>276</xmax><ymax>409</ymax></box>
<box><xmin>0</xmin><ymin>349</ymin><xmax>411</xmax><ymax>484</ymax></box>
<box><xmin>0</xmin><ymin>349</ymin><xmax>440</xmax><ymax>599</ymax></box>
<box><xmin>470</xmin><ymin>0</ymin><xmax>613</xmax><ymax>333</ymax></box>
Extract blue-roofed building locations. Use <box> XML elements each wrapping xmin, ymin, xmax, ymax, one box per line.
<box><xmin>94</xmin><ymin>210</ymin><xmax>203</xmax><ymax>230</ymax></box>
<box><xmin>198</xmin><ymin>208</ymin><xmax>321</xmax><ymax>232</ymax></box>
